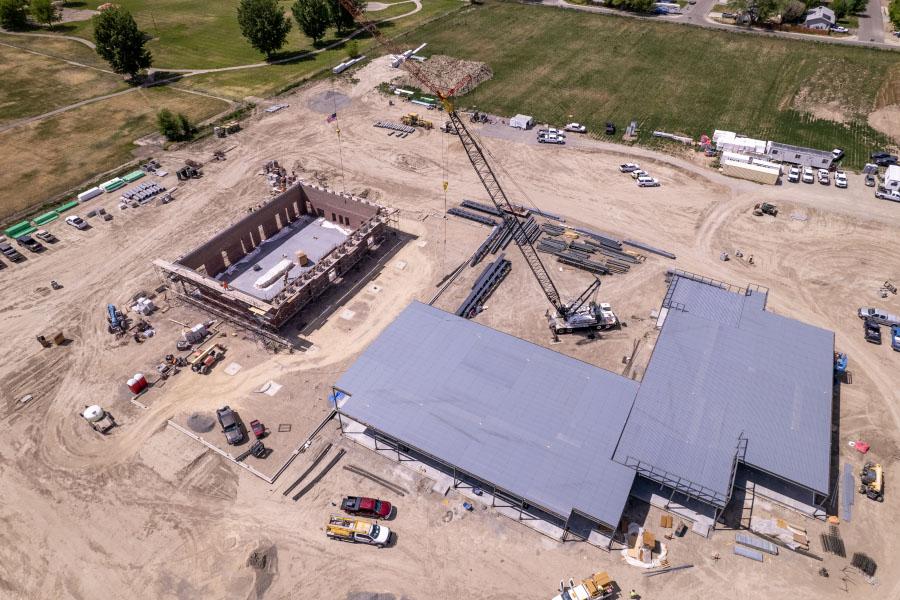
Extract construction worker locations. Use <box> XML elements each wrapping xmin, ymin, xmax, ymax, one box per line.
<box><xmin>748</xmin><ymin>255</ymin><xmax>754</xmax><ymax>265</ymax></box>
<box><xmin>629</xmin><ymin>590</ymin><xmax>639</xmax><ymax>600</ymax></box>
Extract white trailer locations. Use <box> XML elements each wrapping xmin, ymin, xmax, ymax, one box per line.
<box><xmin>509</xmin><ymin>114</ymin><xmax>534</xmax><ymax>130</ymax></box>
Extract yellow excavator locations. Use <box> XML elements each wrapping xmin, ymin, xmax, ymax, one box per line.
<box><xmin>401</xmin><ymin>113</ymin><xmax>433</xmax><ymax>129</ymax></box>
<box><xmin>859</xmin><ymin>462</ymin><xmax>884</xmax><ymax>502</ymax></box>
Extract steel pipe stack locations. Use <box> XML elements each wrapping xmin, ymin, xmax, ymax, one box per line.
<box><xmin>460</xmin><ymin>199</ymin><xmax>503</xmax><ymax>217</ymax></box>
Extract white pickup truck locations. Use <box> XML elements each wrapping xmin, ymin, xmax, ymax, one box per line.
<box><xmin>325</xmin><ymin>515</ymin><xmax>392</xmax><ymax>547</ymax></box>
<box><xmin>858</xmin><ymin>307</ymin><xmax>900</xmax><ymax>327</ymax></box>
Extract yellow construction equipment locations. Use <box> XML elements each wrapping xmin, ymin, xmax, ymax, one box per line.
<box><xmin>859</xmin><ymin>462</ymin><xmax>884</xmax><ymax>502</ymax></box>
<box><xmin>550</xmin><ymin>571</ymin><xmax>615</xmax><ymax>600</ymax></box>
<box><xmin>401</xmin><ymin>113</ymin><xmax>433</xmax><ymax>129</ymax></box>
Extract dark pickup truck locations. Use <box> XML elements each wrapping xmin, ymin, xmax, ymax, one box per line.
<box><xmin>341</xmin><ymin>496</ymin><xmax>392</xmax><ymax>519</ymax></box>
<box><xmin>864</xmin><ymin>320</ymin><xmax>882</xmax><ymax>345</ymax></box>
<box><xmin>0</xmin><ymin>242</ymin><xmax>25</xmax><ymax>263</ymax></box>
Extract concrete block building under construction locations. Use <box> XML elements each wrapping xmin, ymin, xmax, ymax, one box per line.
<box><xmin>155</xmin><ymin>181</ymin><xmax>390</xmax><ymax>339</ymax></box>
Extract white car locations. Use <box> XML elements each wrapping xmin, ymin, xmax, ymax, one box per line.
<box><xmin>631</xmin><ymin>169</ymin><xmax>648</xmax><ymax>179</ymax></box>
<box><xmin>637</xmin><ymin>176</ymin><xmax>660</xmax><ymax>187</ymax></box>
<box><xmin>834</xmin><ymin>171</ymin><xmax>848</xmax><ymax>188</ymax></box>
<box><xmin>802</xmin><ymin>167</ymin><xmax>814</xmax><ymax>184</ymax></box>
<box><xmin>65</xmin><ymin>215</ymin><xmax>88</xmax><ymax>230</ymax></box>
<box><xmin>538</xmin><ymin>134</ymin><xmax>565</xmax><ymax>145</ymax></box>
<box><xmin>831</xmin><ymin>25</ymin><xmax>849</xmax><ymax>33</ymax></box>
<box><xmin>619</xmin><ymin>163</ymin><xmax>640</xmax><ymax>173</ymax></box>
<box><xmin>537</xmin><ymin>128</ymin><xmax>562</xmax><ymax>136</ymax></box>
<box><xmin>564</xmin><ymin>123</ymin><xmax>587</xmax><ymax>133</ymax></box>
<box><xmin>787</xmin><ymin>166</ymin><xmax>801</xmax><ymax>183</ymax></box>
<box><xmin>818</xmin><ymin>169</ymin><xmax>830</xmax><ymax>185</ymax></box>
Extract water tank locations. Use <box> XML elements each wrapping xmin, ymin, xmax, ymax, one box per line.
<box><xmin>82</xmin><ymin>405</ymin><xmax>105</xmax><ymax>422</ymax></box>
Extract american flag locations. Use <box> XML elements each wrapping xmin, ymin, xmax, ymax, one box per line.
<box><xmin>326</xmin><ymin>113</ymin><xmax>337</xmax><ymax>123</ymax></box>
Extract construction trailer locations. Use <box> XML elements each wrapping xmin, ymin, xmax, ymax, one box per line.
<box><xmin>766</xmin><ymin>141</ymin><xmax>835</xmax><ymax>169</ymax></box>
<box><xmin>721</xmin><ymin>158</ymin><xmax>781</xmax><ymax>185</ymax></box>
<box><xmin>334</xmin><ymin>272</ymin><xmax>837</xmax><ymax>547</ymax></box>
<box><xmin>884</xmin><ymin>165</ymin><xmax>900</xmax><ymax>191</ymax></box>
<box><xmin>155</xmin><ymin>181</ymin><xmax>391</xmax><ymax>340</ymax></box>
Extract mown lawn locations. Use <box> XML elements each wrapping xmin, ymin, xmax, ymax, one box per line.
<box><xmin>0</xmin><ymin>37</ymin><xmax>128</xmax><ymax>124</ymax></box>
<box><xmin>56</xmin><ymin>0</ymin><xmax>460</xmax><ymax>70</ymax></box>
<box><xmin>409</xmin><ymin>2</ymin><xmax>898</xmax><ymax>168</ymax></box>
<box><xmin>0</xmin><ymin>87</ymin><xmax>229</xmax><ymax>218</ymax></box>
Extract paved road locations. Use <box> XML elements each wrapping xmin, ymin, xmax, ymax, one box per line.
<box><xmin>857</xmin><ymin>0</ymin><xmax>885</xmax><ymax>43</ymax></box>
<box><xmin>544</xmin><ymin>0</ymin><xmax>899</xmax><ymax>51</ymax></box>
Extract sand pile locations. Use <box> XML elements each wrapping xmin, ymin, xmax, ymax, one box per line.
<box><xmin>399</xmin><ymin>55</ymin><xmax>492</xmax><ymax>97</ymax></box>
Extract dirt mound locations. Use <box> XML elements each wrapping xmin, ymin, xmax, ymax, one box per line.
<box><xmin>187</xmin><ymin>412</ymin><xmax>215</xmax><ymax>433</ymax></box>
<box><xmin>868</xmin><ymin>105</ymin><xmax>900</xmax><ymax>142</ymax></box>
<box><xmin>399</xmin><ymin>55</ymin><xmax>492</xmax><ymax>97</ymax></box>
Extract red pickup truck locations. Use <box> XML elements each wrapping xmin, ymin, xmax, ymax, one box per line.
<box><xmin>340</xmin><ymin>496</ymin><xmax>392</xmax><ymax>519</ymax></box>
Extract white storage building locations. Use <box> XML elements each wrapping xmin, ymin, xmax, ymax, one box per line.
<box><xmin>713</xmin><ymin>130</ymin><xmax>767</xmax><ymax>155</ymax></box>
<box><xmin>721</xmin><ymin>158</ymin><xmax>781</xmax><ymax>185</ymax></box>
<box><xmin>884</xmin><ymin>165</ymin><xmax>900</xmax><ymax>191</ymax></box>
<box><xmin>509</xmin><ymin>114</ymin><xmax>534</xmax><ymax>130</ymax></box>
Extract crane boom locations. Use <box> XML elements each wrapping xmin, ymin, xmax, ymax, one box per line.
<box><xmin>336</xmin><ymin>0</ymin><xmax>570</xmax><ymax>316</ymax></box>
<box><xmin>445</xmin><ymin>111</ymin><xmax>563</xmax><ymax>312</ymax></box>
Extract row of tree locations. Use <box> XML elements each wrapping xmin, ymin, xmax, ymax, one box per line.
<box><xmin>727</xmin><ymin>0</ymin><xmax>874</xmax><ymax>24</ymax></box>
<box><xmin>605</xmin><ymin>0</ymin><xmax>655</xmax><ymax>12</ymax></box>
<box><xmin>0</xmin><ymin>0</ymin><xmax>61</xmax><ymax>30</ymax></box>
<box><xmin>236</xmin><ymin>0</ymin><xmax>364</xmax><ymax>58</ymax></box>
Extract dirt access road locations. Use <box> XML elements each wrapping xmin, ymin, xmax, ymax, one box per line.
<box><xmin>0</xmin><ymin>56</ymin><xmax>898</xmax><ymax>599</ymax></box>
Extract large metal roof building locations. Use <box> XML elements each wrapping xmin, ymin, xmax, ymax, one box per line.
<box><xmin>334</xmin><ymin>271</ymin><xmax>835</xmax><ymax>545</ymax></box>
<box><xmin>334</xmin><ymin>301</ymin><xmax>639</xmax><ymax>539</ymax></box>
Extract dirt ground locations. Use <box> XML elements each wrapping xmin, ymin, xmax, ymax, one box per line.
<box><xmin>1</xmin><ymin>56</ymin><xmax>899</xmax><ymax>599</ymax></box>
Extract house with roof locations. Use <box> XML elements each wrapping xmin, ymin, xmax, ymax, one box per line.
<box><xmin>805</xmin><ymin>6</ymin><xmax>835</xmax><ymax>29</ymax></box>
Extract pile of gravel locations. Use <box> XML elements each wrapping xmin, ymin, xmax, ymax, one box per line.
<box><xmin>187</xmin><ymin>412</ymin><xmax>215</xmax><ymax>433</ymax></box>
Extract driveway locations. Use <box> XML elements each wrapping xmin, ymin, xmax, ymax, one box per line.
<box><xmin>857</xmin><ymin>0</ymin><xmax>885</xmax><ymax>43</ymax></box>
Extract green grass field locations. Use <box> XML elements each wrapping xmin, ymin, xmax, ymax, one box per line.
<box><xmin>57</xmin><ymin>0</ymin><xmax>459</xmax><ymax>70</ymax></box>
<box><xmin>0</xmin><ymin>87</ymin><xmax>229</xmax><ymax>218</ymax></box>
<box><xmin>409</xmin><ymin>2</ymin><xmax>898</xmax><ymax>168</ymax></box>
<box><xmin>0</xmin><ymin>37</ymin><xmax>127</xmax><ymax>124</ymax></box>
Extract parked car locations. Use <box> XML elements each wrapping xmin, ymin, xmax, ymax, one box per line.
<box><xmin>341</xmin><ymin>496</ymin><xmax>393</xmax><ymax>519</ymax></box>
<box><xmin>637</xmin><ymin>176</ymin><xmax>661</xmax><ymax>187</ymax></box>
<box><xmin>831</xmin><ymin>148</ymin><xmax>845</xmax><ymax>161</ymax></box>
<box><xmin>787</xmin><ymin>166</ymin><xmax>801</xmax><ymax>183</ymax></box>
<box><xmin>16</xmin><ymin>235</ymin><xmax>44</xmax><ymax>252</ymax></box>
<box><xmin>830</xmin><ymin>25</ymin><xmax>849</xmax><ymax>33</ymax></box>
<box><xmin>0</xmin><ymin>242</ymin><xmax>25</xmax><ymax>263</ymax></box>
<box><xmin>216</xmin><ymin>405</ymin><xmax>244</xmax><ymax>445</ymax></box>
<box><xmin>564</xmin><ymin>123</ymin><xmax>587</xmax><ymax>133</ymax></box>
<box><xmin>876</xmin><ymin>188</ymin><xmax>900</xmax><ymax>202</ymax></box>
<box><xmin>619</xmin><ymin>163</ymin><xmax>640</xmax><ymax>173</ymax></box>
<box><xmin>834</xmin><ymin>172</ymin><xmax>848</xmax><ymax>188</ymax></box>
<box><xmin>34</xmin><ymin>229</ymin><xmax>58</xmax><ymax>243</ymax></box>
<box><xmin>65</xmin><ymin>215</ymin><xmax>88</xmax><ymax>230</ymax></box>
<box><xmin>891</xmin><ymin>325</ymin><xmax>900</xmax><ymax>352</ymax></box>
<box><xmin>865</xmin><ymin>173</ymin><xmax>877</xmax><ymax>187</ymax></box>
<box><xmin>864</xmin><ymin>320</ymin><xmax>882</xmax><ymax>344</ymax></box>
<box><xmin>537</xmin><ymin>128</ymin><xmax>562</xmax><ymax>136</ymax></box>
<box><xmin>250</xmin><ymin>419</ymin><xmax>266</xmax><ymax>439</ymax></box>
<box><xmin>630</xmin><ymin>169</ymin><xmax>649</xmax><ymax>179</ymax></box>
<box><xmin>858</xmin><ymin>307</ymin><xmax>900</xmax><ymax>326</ymax></box>
<box><xmin>605</xmin><ymin>122</ymin><xmax>616</xmax><ymax>135</ymax></box>
<box><xmin>537</xmin><ymin>134</ymin><xmax>565</xmax><ymax>145</ymax></box>
<box><xmin>817</xmin><ymin>169</ymin><xmax>830</xmax><ymax>185</ymax></box>
<box><xmin>871</xmin><ymin>151</ymin><xmax>898</xmax><ymax>166</ymax></box>
<box><xmin>802</xmin><ymin>167</ymin><xmax>814</xmax><ymax>183</ymax></box>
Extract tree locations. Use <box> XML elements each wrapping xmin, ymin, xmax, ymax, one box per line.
<box><xmin>0</xmin><ymin>0</ymin><xmax>28</xmax><ymax>30</ymax></box>
<box><xmin>345</xmin><ymin>38</ymin><xmax>358</xmax><ymax>58</ymax></box>
<box><xmin>291</xmin><ymin>0</ymin><xmax>329</xmax><ymax>43</ymax></box>
<box><xmin>237</xmin><ymin>0</ymin><xmax>292</xmax><ymax>58</ymax></box>
<box><xmin>157</xmin><ymin>109</ymin><xmax>194</xmax><ymax>141</ymax></box>
<box><xmin>832</xmin><ymin>0</ymin><xmax>849</xmax><ymax>19</ymax></box>
<box><xmin>890</xmin><ymin>0</ymin><xmax>900</xmax><ymax>28</ymax></box>
<box><xmin>329</xmin><ymin>0</ymin><xmax>361</xmax><ymax>32</ymax></box>
<box><xmin>781</xmin><ymin>0</ymin><xmax>806</xmax><ymax>23</ymax></box>
<box><xmin>92</xmin><ymin>7</ymin><xmax>152</xmax><ymax>78</ymax></box>
<box><xmin>30</xmin><ymin>0</ymin><xmax>61</xmax><ymax>28</ymax></box>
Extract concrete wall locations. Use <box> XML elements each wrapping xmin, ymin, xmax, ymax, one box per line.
<box><xmin>177</xmin><ymin>182</ymin><xmax>380</xmax><ymax>277</ymax></box>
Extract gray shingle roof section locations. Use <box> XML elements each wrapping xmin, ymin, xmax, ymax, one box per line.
<box><xmin>336</xmin><ymin>301</ymin><xmax>639</xmax><ymax>528</ymax></box>
<box><xmin>614</xmin><ymin>276</ymin><xmax>834</xmax><ymax>500</ymax></box>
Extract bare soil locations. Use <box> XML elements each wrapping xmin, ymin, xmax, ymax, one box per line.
<box><xmin>1</xmin><ymin>56</ymin><xmax>899</xmax><ymax>600</ymax></box>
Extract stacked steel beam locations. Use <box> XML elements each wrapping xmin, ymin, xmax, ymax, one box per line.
<box><xmin>447</xmin><ymin>207</ymin><xmax>497</xmax><ymax>227</ymax></box>
<box><xmin>470</xmin><ymin>226</ymin><xmax>500</xmax><ymax>267</ymax></box>
<box><xmin>460</xmin><ymin>199</ymin><xmax>503</xmax><ymax>217</ymax></box>
<box><xmin>624</xmin><ymin>239</ymin><xmax>676</xmax><ymax>260</ymax></box>
<box><xmin>456</xmin><ymin>255</ymin><xmax>511</xmax><ymax>318</ymax></box>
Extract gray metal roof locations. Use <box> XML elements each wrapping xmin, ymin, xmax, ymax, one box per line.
<box><xmin>614</xmin><ymin>275</ymin><xmax>834</xmax><ymax>500</ymax></box>
<box><xmin>336</xmin><ymin>301</ymin><xmax>639</xmax><ymax>527</ymax></box>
